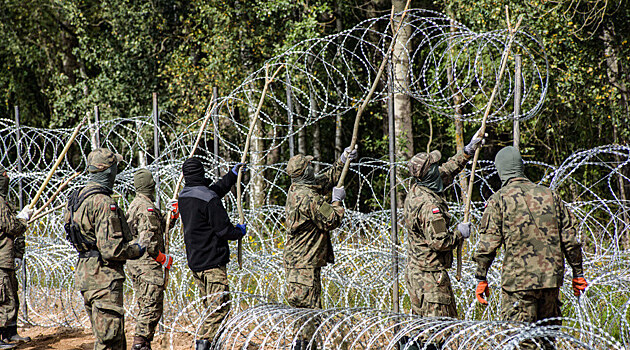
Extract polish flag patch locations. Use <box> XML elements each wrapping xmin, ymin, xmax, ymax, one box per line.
<box><xmin>110</xmin><ymin>204</ymin><xmax>117</xmax><ymax>211</ymax></box>
<box><xmin>432</xmin><ymin>208</ymin><xmax>440</xmax><ymax>214</ymax></box>
<box><xmin>147</xmin><ymin>207</ymin><xmax>154</xmax><ymax>212</ymax></box>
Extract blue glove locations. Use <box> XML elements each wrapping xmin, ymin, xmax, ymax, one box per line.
<box><xmin>236</xmin><ymin>223</ymin><xmax>247</xmax><ymax>237</ymax></box>
<box><xmin>231</xmin><ymin>163</ymin><xmax>247</xmax><ymax>175</ymax></box>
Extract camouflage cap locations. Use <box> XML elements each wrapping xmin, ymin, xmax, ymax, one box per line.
<box><xmin>408</xmin><ymin>150</ymin><xmax>441</xmax><ymax>178</ymax></box>
<box><xmin>87</xmin><ymin>148</ymin><xmax>123</xmax><ymax>173</ymax></box>
<box><xmin>286</xmin><ymin>154</ymin><xmax>314</xmax><ymax>177</ymax></box>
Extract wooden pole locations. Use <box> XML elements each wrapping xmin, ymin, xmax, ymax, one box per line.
<box><xmin>336</xmin><ymin>0</ymin><xmax>411</xmax><ymax>188</ymax></box>
<box><xmin>456</xmin><ymin>10</ymin><xmax>523</xmax><ymax>281</ymax></box>
<box><xmin>236</xmin><ymin>63</ymin><xmax>285</xmax><ymax>269</ymax></box>
<box><xmin>513</xmin><ymin>54</ymin><xmax>522</xmax><ymax>150</ymax></box>
<box><xmin>29</xmin><ymin>172</ymin><xmax>80</xmax><ymax>222</ymax></box>
<box><xmin>27</xmin><ymin>117</ymin><xmax>86</xmax><ymax>210</ymax></box>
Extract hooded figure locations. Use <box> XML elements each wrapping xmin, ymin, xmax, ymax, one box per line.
<box><xmin>86</xmin><ymin>148</ymin><xmax>123</xmax><ymax>191</ymax></box>
<box><xmin>494</xmin><ymin>146</ymin><xmax>526</xmax><ymax>187</ymax></box>
<box><xmin>408</xmin><ymin>150</ymin><xmax>444</xmax><ymax>193</ymax></box>
<box><xmin>133</xmin><ymin>168</ymin><xmax>155</xmax><ymax>200</ymax></box>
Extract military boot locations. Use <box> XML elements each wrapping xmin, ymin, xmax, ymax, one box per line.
<box><xmin>291</xmin><ymin>340</ymin><xmax>303</xmax><ymax>350</ymax></box>
<box><xmin>195</xmin><ymin>339</ymin><xmax>211</xmax><ymax>350</ymax></box>
<box><xmin>2</xmin><ymin>326</ymin><xmax>30</xmax><ymax>343</ymax></box>
<box><xmin>0</xmin><ymin>336</ymin><xmax>16</xmax><ymax>349</ymax></box>
<box><xmin>131</xmin><ymin>335</ymin><xmax>151</xmax><ymax>350</ymax></box>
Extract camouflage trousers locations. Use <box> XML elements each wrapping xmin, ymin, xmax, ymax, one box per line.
<box><xmin>501</xmin><ymin>288</ymin><xmax>562</xmax><ymax>350</ymax></box>
<box><xmin>192</xmin><ymin>266</ymin><xmax>230</xmax><ymax>341</ymax></box>
<box><xmin>82</xmin><ymin>279</ymin><xmax>126</xmax><ymax>350</ymax></box>
<box><xmin>0</xmin><ymin>268</ymin><xmax>19</xmax><ymax>328</ymax></box>
<box><xmin>286</xmin><ymin>267</ymin><xmax>322</xmax><ymax>344</ymax></box>
<box><xmin>406</xmin><ymin>269</ymin><xmax>458</xmax><ymax>318</ymax></box>
<box><xmin>132</xmin><ymin>275</ymin><xmax>164</xmax><ymax>341</ymax></box>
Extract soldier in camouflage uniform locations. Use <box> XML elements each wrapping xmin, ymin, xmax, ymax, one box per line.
<box><xmin>0</xmin><ymin>165</ymin><xmax>33</xmax><ymax>350</ymax></box>
<box><xmin>64</xmin><ymin>148</ymin><xmax>145</xmax><ymax>350</ymax></box>
<box><xmin>403</xmin><ymin>131</ymin><xmax>483</xmax><ymax>321</ymax></box>
<box><xmin>473</xmin><ymin>146</ymin><xmax>587</xmax><ymax>349</ymax></box>
<box><xmin>127</xmin><ymin>169</ymin><xmax>177</xmax><ymax>350</ymax></box>
<box><xmin>284</xmin><ymin>148</ymin><xmax>357</xmax><ymax>350</ymax></box>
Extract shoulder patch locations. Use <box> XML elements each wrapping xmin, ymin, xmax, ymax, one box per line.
<box><xmin>432</xmin><ymin>207</ymin><xmax>440</xmax><ymax>214</ymax></box>
<box><xmin>484</xmin><ymin>202</ymin><xmax>487</xmax><ymax>208</ymax></box>
<box><xmin>147</xmin><ymin>207</ymin><xmax>154</xmax><ymax>212</ymax></box>
<box><xmin>110</xmin><ymin>204</ymin><xmax>117</xmax><ymax>211</ymax></box>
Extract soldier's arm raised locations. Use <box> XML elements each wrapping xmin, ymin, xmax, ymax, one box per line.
<box><xmin>94</xmin><ymin>197</ymin><xmax>143</xmax><ymax>260</ymax></box>
<box><xmin>425</xmin><ymin>205</ymin><xmax>460</xmax><ymax>252</ymax></box>
<box><xmin>209</xmin><ymin>171</ymin><xmax>237</xmax><ymax>199</ymax></box>
<box><xmin>315</xmin><ymin>158</ymin><xmax>345</xmax><ymax>192</ymax></box>
<box><xmin>473</xmin><ymin>196</ymin><xmax>503</xmax><ymax>280</ymax></box>
<box><xmin>555</xmin><ymin>192</ymin><xmax>584</xmax><ymax>277</ymax></box>
<box><xmin>310</xmin><ymin>195</ymin><xmax>344</xmax><ymax>232</ymax></box>
<box><xmin>438</xmin><ymin>151</ymin><xmax>471</xmax><ymax>186</ymax></box>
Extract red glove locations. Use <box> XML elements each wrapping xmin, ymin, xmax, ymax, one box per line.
<box><xmin>572</xmin><ymin>277</ymin><xmax>588</xmax><ymax>296</ymax></box>
<box><xmin>169</xmin><ymin>201</ymin><xmax>179</xmax><ymax>220</ymax></box>
<box><xmin>476</xmin><ymin>280</ymin><xmax>490</xmax><ymax>305</ymax></box>
<box><xmin>155</xmin><ymin>251</ymin><xmax>173</xmax><ymax>269</ymax></box>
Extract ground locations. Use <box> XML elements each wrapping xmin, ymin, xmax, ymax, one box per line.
<box><xmin>15</xmin><ymin>325</ymin><xmax>195</xmax><ymax>350</ymax></box>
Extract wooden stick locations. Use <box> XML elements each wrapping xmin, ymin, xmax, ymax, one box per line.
<box><xmin>30</xmin><ymin>172</ymin><xmax>80</xmax><ymax>220</ymax></box>
<box><xmin>28</xmin><ymin>203</ymin><xmax>64</xmax><ymax>224</ymax></box>
<box><xmin>163</xmin><ymin>99</ymin><xmax>219</xmax><ymax>289</ymax></box>
<box><xmin>455</xmin><ymin>10</ymin><xmax>524</xmax><ymax>282</ymax></box>
<box><xmin>336</xmin><ymin>0</ymin><xmax>411</xmax><ymax>188</ymax></box>
<box><xmin>236</xmin><ymin>63</ymin><xmax>285</xmax><ymax>269</ymax></box>
<box><xmin>28</xmin><ymin>117</ymin><xmax>86</xmax><ymax>210</ymax></box>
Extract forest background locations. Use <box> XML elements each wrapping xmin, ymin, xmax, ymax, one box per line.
<box><xmin>1</xmin><ymin>0</ymin><xmax>629</xmax><ymax>209</ymax></box>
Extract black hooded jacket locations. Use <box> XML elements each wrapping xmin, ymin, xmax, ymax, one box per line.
<box><xmin>179</xmin><ymin>162</ymin><xmax>242</xmax><ymax>272</ymax></box>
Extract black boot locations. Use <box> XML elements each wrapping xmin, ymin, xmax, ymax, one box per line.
<box><xmin>195</xmin><ymin>339</ymin><xmax>211</xmax><ymax>350</ymax></box>
<box><xmin>291</xmin><ymin>340</ymin><xmax>303</xmax><ymax>350</ymax></box>
<box><xmin>131</xmin><ymin>335</ymin><xmax>151</xmax><ymax>350</ymax></box>
<box><xmin>3</xmin><ymin>326</ymin><xmax>30</xmax><ymax>343</ymax></box>
<box><xmin>0</xmin><ymin>339</ymin><xmax>16</xmax><ymax>349</ymax></box>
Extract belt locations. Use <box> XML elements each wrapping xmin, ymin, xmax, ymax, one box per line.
<box><xmin>78</xmin><ymin>250</ymin><xmax>101</xmax><ymax>259</ymax></box>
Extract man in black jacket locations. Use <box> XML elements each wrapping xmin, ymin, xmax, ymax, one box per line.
<box><xmin>178</xmin><ymin>158</ymin><xmax>246</xmax><ymax>350</ymax></box>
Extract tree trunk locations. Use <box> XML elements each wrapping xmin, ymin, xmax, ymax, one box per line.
<box><xmin>249</xmin><ymin>99</ymin><xmax>266</xmax><ymax>209</ymax></box>
<box><xmin>334</xmin><ymin>2</ymin><xmax>344</xmax><ymax>160</ymax></box>
<box><xmin>392</xmin><ymin>0</ymin><xmax>414</xmax><ymax>162</ymax></box>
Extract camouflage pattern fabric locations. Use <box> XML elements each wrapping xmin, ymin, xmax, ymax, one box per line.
<box><xmin>192</xmin><ymin>266</ymin><xmax>230</xmax><ymax>340</ymax></box>
<box><xmin>0</xmin><ymin>268</ymin><xmax>18</xmax><ymax>328</ymax></box>
<box><xmin>403</xmin><ymin>151</ymin><xmax>469</xmax><ymax>318</ymax></box>
<box><xmin>284</xmin><ymin>159</ymin><xmax>345</xmax><ymax>269</ymax></box>
<box><xmin>473</xmin><ymin>178</ymin><xmax>584</xmax><ymax>291</ymax></box>
<box><xmin>82</xmin><ymin>279</ymin><xmax>125</xmax><ymax>350</ymax></box>
<box><xmin>406</xmin><ymin>269</ymin><xmax>457</xmax><ymax>317</ymax></box>
<box><xmin>127</xmin><ymin>193</ymin><xmax>172</xmax><ymax>340</ymax></box>
<box><xmin>63</xmin><ymin>183</ymin><xmax>142</xmax><ymax>292</ymax></box>
<box><xmin>501</xmin><ymin>287</ymin><xmax>561</xmax><ymax>350</ymax></box>
<box><xmin>131</xmin><ymin>275</ymin><xmax>164</xmax><ymax>341</ymax></box>
<box><xmin>87</xmin><ymin>148</ymin><xmax>123</xmax><ymax>173</ymax></box>
<box><xmin>0</xmin><ymin>196</ymin><xmax>27</xmax><ymax>270</ymax></box>
<box><xmin>286</xmin><ymin>268</ymin><xmax>322</xmax><ymax>309</ymax></box>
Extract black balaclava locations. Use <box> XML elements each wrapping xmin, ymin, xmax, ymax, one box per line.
<box><xmin>292</xmin><ymin>163</ymin><xmax>316</xmax><ymax>185</ymax></box>
<box><xmin>183</xmin><ymin>158</ymin><xmax>209</xmax><ymax>186</ymax></box>
<box><xmin>89</xmin><ymin>163</ymin><xmax>118</xmax><ymax>191</ymax></box>
<box><xmin>0</xmin><ymin>165</ymin><xmax>8</xmax><ymax>198</ymax></box>
<box><xmin>495</xmin><ymin>146</ymin><xmax>526</xmax><ymax>187</ymax></box>
<box><xmin>417</xmin><ymin>163</ymin><xmax>444</xmax><ymax>194</ymax></box>
<box><xmin>134</xmin><ymin>168</ymin><xmax>156</xmax><ymax>200</ymax></box>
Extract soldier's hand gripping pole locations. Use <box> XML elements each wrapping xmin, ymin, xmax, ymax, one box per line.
<box><xmin>456</xmin><ymin>9</ymin><xmax>523</xmax><ymax>281</ymax></box>
<box><xmin>27</xmin><ymin>117</ymin><xmax>86</xmax><ymax>211</ymax></box>
<box><xmin>236</xmin><ymin>63</ymin><xmax>285</xmax><ymax>269</ymax></box>
<box><xmin>336</xmin><ymin>0</ymin><xmax>411</xmax><ymax>188</ymax></box>
<box><xmin>163</xmin><ymin>99</ymin><xmax>219</xmax><ymax>289</ymax></box>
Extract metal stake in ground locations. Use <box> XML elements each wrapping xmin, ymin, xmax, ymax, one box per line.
<box><xmin>236</xmin><ymin>63</ymin><xmax>285</xmax><ymax>269</ymax></box>
<box><xmin>456</xmin><ymin>9</ymin><xmax>524</xmax><ymax>281</ymax></box>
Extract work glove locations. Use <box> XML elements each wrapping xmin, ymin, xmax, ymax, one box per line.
<box><xmin>155</xmin><ymin>251</ymin><xmax>174</xmax><ymax>269</ymax></box>
<box><xmin>339</xmin><ymin>146</ymin><xmax>358</xmax><ymax>163</ymax></box>
<box><xmin>332</xmin><ymin>186</ymin><xmax>346</xmax><ymax>202</ymax></box>
<box><xmin>572</xmin><ymin>276</ymin><xmax>588</xmax><ymax>297</ymax></box>
<box><xmin>236</xmin><ymin>223</ymin><xmax>247</xmax><ymax>238</ymax></box>
<box><xmin>476</xmin><ymin>280</ymin><xmax>490</xmax><ymax>305</ymax></box>
<box><xmin>14</xmin><ymin>258</ymin><xmax>22</xmax><ymax>270</ymax></box>
<box><xmin>167</xmin><ymin>199</ymin><xmax>179</xmax><ymax>220</ymax></box>
<box><xmin>457</xmin><ymin>222</ymin><xmax>471</xmax><ymax>239</ymax></box>
<box><xmin>464</xmin><ymin>127</ymin><xmax>487</xmax><ymax>156</ymax></box>
<box><xmin>16</xmin><ymin>207</ymin><xmax>34</xmax><ymax>221</ymax></box>
<box><xmin>231</xmin><ymin>163</ymin><xmax>247</xmax><ymax>175</ymax></box>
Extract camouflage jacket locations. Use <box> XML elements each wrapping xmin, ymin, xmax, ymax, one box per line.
<box><xmin>126</xmin><ymin>193</ymin><xmax>173</xmax><ymax>285</ymax></box>
<box><xmin>284</xmin><ymin>159</ymin><xmax>345</xmax><ymax>268</ymax></box>
<box><xmin>64</xmin><ymin>183</ymin><xmax>142</xmax><ymax>291</ymax></box>
<box><xmin>0</xmin><ymin>196</ymin><xmax>27</xmax><ymax>269</ymax></box>
<box><xmin>473</xmin><ymin>178</ymin><xmax>584</xmax><ymax>291</ymax></box>
<box><xmin>403</xmin><ymin>151</ymin><xmax>469</xmax><ymax>272</ymax></box>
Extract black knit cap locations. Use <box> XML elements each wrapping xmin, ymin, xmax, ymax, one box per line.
<box><xmin>183</xmin><ymin>158</ymin><xmax>207</xmax><ymax>186</ymax></box>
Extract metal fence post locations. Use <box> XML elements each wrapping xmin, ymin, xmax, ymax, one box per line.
<box><xmin>388</xmin><ymin>60</ymin><xmax>400</xmax><ymax>315</ymax></box>
<box><xmin>513</xmin><ymin>54</ymin><xmax>522</xmax><ymax>150</ymax></box>
<box><xmin>213</xmin><ymin>87</ymin><xmax>220</xmax><ymax>179</ymax></box>
<box><xmin>94</xmin><ymin>105</ymin><xmax>101</xmax><ymax>147</ymax></box>
<box><xmin>153</xmin><ymin>93</ymin><xmax>161</xmax><ymax>210</ymax></box>
<box><xmin>286</xmin><ymin>71</ymin><xmax>295</xmax><ymax>158</ymax></box>
<box><xmin>15</xmin><ymin>106</ymin><xmax>28</xmax><ymax>323</ymax></box>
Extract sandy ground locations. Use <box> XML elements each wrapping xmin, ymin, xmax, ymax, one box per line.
<box><xmin>14</xmin><ymin>325</ymin><xmax>196</xmax><ymax>350</ymax></box>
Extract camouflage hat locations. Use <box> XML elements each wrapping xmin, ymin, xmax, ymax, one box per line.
<box><xmin>408</xmin><ymin>150</ymin><xmax>441</xmax><ymax>178</ymax></box>
<box><xmin>87</xmin><ymin>148</ymin><xmax>123</xmax><ymax>173</ymax></box>
<box><xmin>286</xmin><ymin>154</ymin><xmax>314</xmax><ymax>177</ymax></box>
